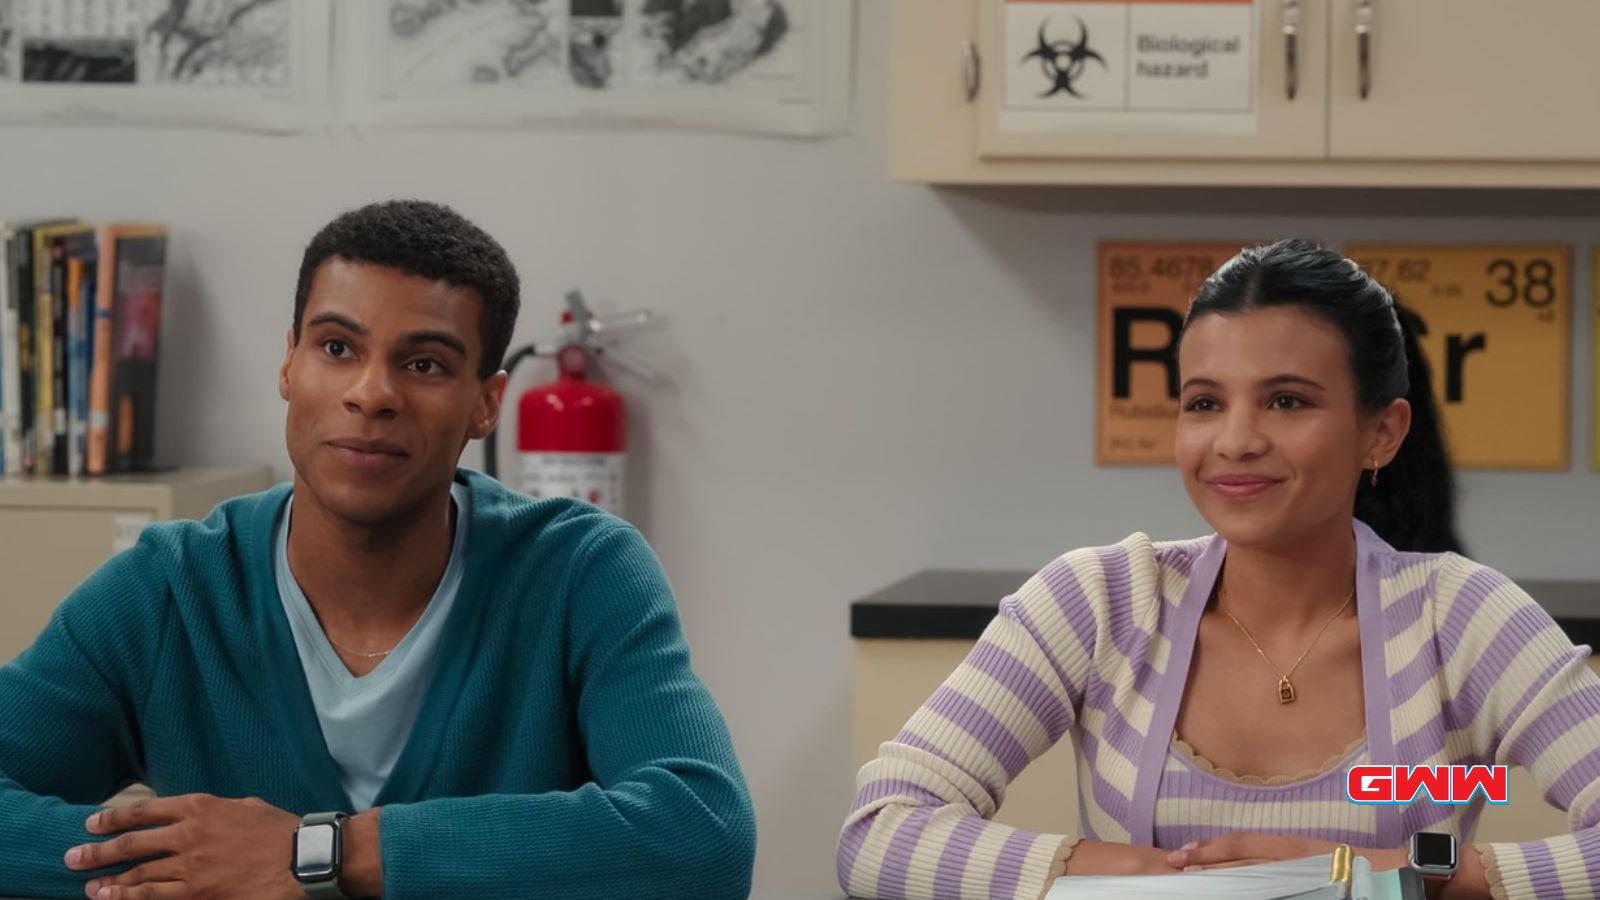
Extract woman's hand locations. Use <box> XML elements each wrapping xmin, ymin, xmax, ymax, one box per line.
<box><xmin>1165</xmin><ymin>832</ymin><xmax>1408</xmax><ymax>872</ymax></box>
<box><xmin>1062</xmin><ymin>840</ymin><xmax>1183</xmax><ymax>876</ymax></box>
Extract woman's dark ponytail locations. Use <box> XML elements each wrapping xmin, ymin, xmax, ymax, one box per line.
<box><xmin>1354</xmin><ymin>305</ymin><xmax>1464</xmax><ymax>554</ymax></box>
<box><xmin>1184</xmin><ymin>239</ymin><xmax>1465</xmax><ymax>554</ymax></box>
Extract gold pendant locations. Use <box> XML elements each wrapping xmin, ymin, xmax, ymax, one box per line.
<box><xmin>1278</xmin><ymin>676</ymin><xmax>1296</xmax><ymax>704</ymax></box>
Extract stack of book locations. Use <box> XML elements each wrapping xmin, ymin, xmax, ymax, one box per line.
<box><xmin>1044</xmin><ymin>849</ymin><xmax>1422</xmax><ymax>900</ymax></box>
<box><xmin>0</xmin><ymin>219</ymin><xmax>168</xmax><ymax>477</ymax></box>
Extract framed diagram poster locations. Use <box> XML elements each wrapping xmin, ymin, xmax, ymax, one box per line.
<box><xmin>339</xmin><ymin>0</ymin><xmax>853</xmax><ymax>136</ymax></box>
<box><xmin>0</xmin><ymin>0</ymin><xmax>331</xmax><ymax>131</ymax></box>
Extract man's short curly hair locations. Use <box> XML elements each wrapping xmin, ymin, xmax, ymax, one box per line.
<box><xmin>293</xmin><ymin>200</ymin><xmax>520</xmax><ymax>379</ymax></box>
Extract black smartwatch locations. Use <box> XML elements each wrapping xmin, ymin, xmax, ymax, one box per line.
<box><xmin>1407</xmin><ymin>831</ymin><xmax>1459</xmax><ymax>885</ymax></box>
<box><xmin>292</xmin><ymin>811</ymin><xmax>351</xmax><ymax>899</ymax></box>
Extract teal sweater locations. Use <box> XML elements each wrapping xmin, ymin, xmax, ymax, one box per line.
<box><xmin>0</xmin><ymin>469</ymin><xmax>755</xmax><ymax>899</ymax></box>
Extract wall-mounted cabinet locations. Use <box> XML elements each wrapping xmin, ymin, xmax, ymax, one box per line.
<box><xmin>893</xmin><ymin>1</ymin><xmax>1600</xmax><ymax>186</ymax></box>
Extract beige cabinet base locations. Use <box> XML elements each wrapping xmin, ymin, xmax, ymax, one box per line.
<box><xmin>0</xmin><ymin>467</ymin><xmax>274</xmax><ymax>663</ymax></box>
<box><xmin>0</xmin><ymin>468</ymin><xmax>275</xmax><ymax>807</ymax></box>
<box><xmin>854</xmin><ymin>639</ymin><xmax>1579</xmax><ymax>843</ymax></box>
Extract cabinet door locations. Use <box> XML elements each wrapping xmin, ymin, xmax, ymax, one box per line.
<box><xmin>0</xmin><ymin>508</ymin><xmax>148</xmax><ymax>662</ymax></box>
<box><xmin>976</xmin><ymin>0</ymin><xmax>1328</xmax><ymax>159</ymax></box>
<box><xmin>1329</xmin><ymin>0</ymin><xmax>1600</xmax><ymax>160</ymax></box>
<box><xmin>854</xmin><ymin>640</ymin><xmax>1080</xmax><ymax>834</ymax></box>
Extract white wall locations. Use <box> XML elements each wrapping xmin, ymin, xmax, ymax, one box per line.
<box><xmin>4</xmin><ymin>3</ymin><xmax>1600</xmax><ymax>895</ymax></box>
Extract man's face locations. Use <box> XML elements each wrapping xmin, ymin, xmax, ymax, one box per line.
<box><xmin>280</xmin><ymin>259</ymin><xmax>506</xmax><ymax>527</ymax></box>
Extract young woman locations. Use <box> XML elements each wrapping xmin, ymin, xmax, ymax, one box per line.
<box><xmin>838</xmin><ymin>240</ymin><xmax>1600</xmax><ymax>900</ymax></box>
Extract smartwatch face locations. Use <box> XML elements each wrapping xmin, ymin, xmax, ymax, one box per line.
<box><xmin>295</xmin><ymin>823</ymin><xmax>339</xmax><ymax>879</ymax></box>
<box><xmin>1413</xmin><ymin>832</ymin><xmax>1457</xmax><ymax>868</ymax></box>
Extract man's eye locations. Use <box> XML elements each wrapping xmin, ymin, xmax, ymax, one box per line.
<box><xmin>324</xmin><ymin>340</ymin><xmax>349</xmax><ymax>357</ymax></box>
<box><xmin>410</xmin><ymin>359</ymin><xmax>441</xmax><ymax>375</ymax></box>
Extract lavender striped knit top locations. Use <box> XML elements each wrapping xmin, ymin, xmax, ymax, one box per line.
<box><xmin>839</xmin><ymin>521</ymin><xmax>1600</xmax><ymax>900</ymax></box>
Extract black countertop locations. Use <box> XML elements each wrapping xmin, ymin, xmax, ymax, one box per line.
<box><xmin>851</xmin><ymin>569</ymin><xmax>1600</xmax><ymax>646</ymax></box>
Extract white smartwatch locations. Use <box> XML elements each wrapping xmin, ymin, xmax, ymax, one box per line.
<box><xmin>1407</xmin><ymin>831</ymin><xmax>1459</xmax><ymax>885</ymax></box>
<box><xmin>292</xmin><ymin>811</ymin><xmax>351</xmax><ymax>899</ymax></box>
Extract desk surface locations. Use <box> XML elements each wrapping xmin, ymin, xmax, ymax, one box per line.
<box><xmin>851</xmin><ymin>569</ymin><xmax>1600</xmax><ymax>644</ymax></box>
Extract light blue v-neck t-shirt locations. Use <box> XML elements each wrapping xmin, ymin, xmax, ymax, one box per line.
<box><xmin>274</xmin><ymin>483</ymin><xmax>468</xmax><ymax>810</ymax></box>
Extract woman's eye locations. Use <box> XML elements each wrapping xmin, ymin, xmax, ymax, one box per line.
<box><xmin>1271</xmin><ymin>394</ymin><xmax>1306</xmax><ymax>410</ymax></box>
<box><xmin>324</xmin><ymin>340</ymin><xmax>349</xmax><ymax>358</ymax></box>
<box><xmin>1183</xmin><ymin>397</ymin><xmax>1217</xmax><ymax>413</ymax></box>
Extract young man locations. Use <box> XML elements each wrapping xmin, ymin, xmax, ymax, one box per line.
<box><xmin>0</xmin><ymin>200</ymin><xmax>755</xmax><ymax>900</ymax></box>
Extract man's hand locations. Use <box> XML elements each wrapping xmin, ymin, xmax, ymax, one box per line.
<box><xmin>64</xmin><ymin>793</ymin><xmax>303</xmax><ymax>900</ymax></box>
<box><xmin>1165</xmin><ymin>832</ymin><xmax>1409</xmax><ymax>872</ymax></box>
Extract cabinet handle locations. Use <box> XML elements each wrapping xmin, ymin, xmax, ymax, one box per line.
<box><xmin>962</xmin><ymin>41</ymin><xmax>980</xmax><ymax>103</ymax></box>
<box><xmin>1356</xmin><ymin>0</ymin><xmax>1374</xmax><ymax>99</ymax></box>
<box><xmin>1283</xmin><ymin>0</ymin><xmax>1300</xmax><ymax>101</ymax></box>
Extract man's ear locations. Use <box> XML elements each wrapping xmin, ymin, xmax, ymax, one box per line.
<box><xmin>279</xmin><ymin>329</ymin><xmax>296</xmax><ymax>402</ymax></box>
<box><xmin>467</xmin><ymin>370</ymin><xmax>509</xmax><ymax>441</ymax></box>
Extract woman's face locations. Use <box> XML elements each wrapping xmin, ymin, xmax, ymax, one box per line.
<box><xmin>1175</xmin><ymin>306</ymin><xmax>1410</xmax><ymax>551</ymax></box>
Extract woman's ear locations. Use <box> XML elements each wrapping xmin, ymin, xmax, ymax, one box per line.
<box><xmin>1368</xmin><ymin>397</ymin><xmax>1413</xmax><ymax>468</ymax></box>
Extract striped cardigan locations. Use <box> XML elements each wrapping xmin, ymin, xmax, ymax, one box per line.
<box><xmin>839</xmin><ymin>521</ymin><xmax>1600</xmax><ymax>900</ymax></box>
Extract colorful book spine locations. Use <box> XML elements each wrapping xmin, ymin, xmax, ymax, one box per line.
<box><xmin>108</xmin><ymin>229</ymin><xmax>167</xmax><ymax>473</ymax></box>
<box><xmin>12</xmin><ymin>228</ymin><xmax>36</xmax><ymax>475</ymax></box>
<box><xmin>67</xmin><ymin>256</ymin><xmax>89</xmax><ymax>476</ymax></box>
<box><xmin>79</xmin><ymin>262</ymin><xmax>95</xmax><ymax>476</ymax></box>
<box><xmin>0</xmin><ymin>225</ymin><xmax>12</xmax><ymax>475</ymax></box>
<box><xmin>49</xmin><ymin>239</ymin><xmax>69</xmax><ymax>475</ymax></box>
<box><xmin>33</xmin><ymin>229</ymin><xmax>54</xmax><ymax>473</ymax></box>
<box><xmin>9</xmin><ymin>221</ymin><xmax>84</xmax><ymax>475</ymax></box>
<box><xmin>87</xmin><ymin>227</ymin><xmax>116</xmax><ymax>476</ymax></box>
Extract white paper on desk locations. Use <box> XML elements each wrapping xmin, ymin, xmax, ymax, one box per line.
<box><xmin>1045</xmin><ymin>853</ymin><xmax>1397</xmax><ymax>900</ymax></box>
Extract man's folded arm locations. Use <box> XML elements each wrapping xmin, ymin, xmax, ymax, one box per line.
<box><xmin>0</xmin><ymin>546</ymin><xmax>165</xmax><ymax>898</ymax></box>
<box><xmin>377</xmin><ymin>522</ymin><xmax>756</xmax><ymax>900</ymax></box>
<box><xmin>378</xmin><ymin>763</ymin><xmax>755</xmax><ymax>900</ymax></box>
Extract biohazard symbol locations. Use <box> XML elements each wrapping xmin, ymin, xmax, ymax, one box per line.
<box><xmin>1022</xmin><ymin>17</ymin><xmax>1107</xmax><ymax>99</ymax></box>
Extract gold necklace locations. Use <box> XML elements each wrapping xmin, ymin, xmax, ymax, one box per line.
<box><xmin>1219</xmin><ymin>585</ymin><xmax>1354</xmax><ymax>704</ymax></box>
<box><xmin>325</xmin><ymin>634</ymin><xmax>397</xmax><ymax>660</ymax></box>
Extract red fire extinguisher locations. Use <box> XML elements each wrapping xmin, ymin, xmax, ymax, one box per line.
<box><xmin>484</xmin><ymin>291</ymin><xmax>653</xmax><ymax>516</ymax></box>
